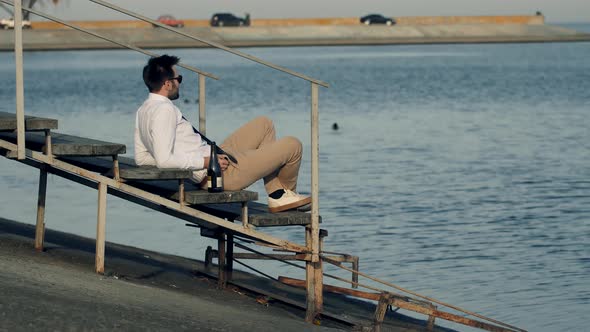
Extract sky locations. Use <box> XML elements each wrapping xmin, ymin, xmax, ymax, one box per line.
<box><xmin>9</xmin><ymin>0</ymin><xmax>590</xmax><ymax>23</ymax></box>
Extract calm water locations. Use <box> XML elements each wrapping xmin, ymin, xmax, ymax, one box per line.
<box><xmin>1</xmin><ymin>31</ymin><xmax>589</xmax><ymax>331</ymax></box>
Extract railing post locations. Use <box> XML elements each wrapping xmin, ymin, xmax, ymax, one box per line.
<box><xmin>14</xmin><ymin>0</ymin><xmax>25</xmax><ymax>160</ymax></box>
<box><xmin>305</xmin><ymin>82</ymin><xmax>323</xmax><ymax>322</ymax></box>
<box><xmin>198</xmin><ymin>73</ymin><xmax>206</xmax><ymax>135</ymax></box>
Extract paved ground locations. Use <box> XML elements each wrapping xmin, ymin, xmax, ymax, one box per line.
<box><xmin>0</xmin><ymin>218</ymin><xmax>458</xmax><ymax>332</ymax></box>
<box><xmin>0</xmin><ymin>218</ymin><xmax>342</xmax><ymax>332</ymax></box>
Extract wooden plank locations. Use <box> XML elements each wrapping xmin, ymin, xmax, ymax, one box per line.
<box><xmin>218</xmin><ymin>232</ymin><xmax>227</xmax><ymax>288</ymax></box>
<box><xmin>61</xmin><ymin>156</ymin><xmax>192</xmax><ymax>180</ymax></box>
<box><xmin>374</xmin><ymin>293</ymin><xmax>393</xmax><ymax>332</ymax></box>
<box><xmin>96</xmin><ymin>182</ymin><xmax>107</xmax><ymax>274</ymax></box>
<box><xmin>60</xmin><ymin>156</ymin><xmax>258</xmax><ymax>204</ymax></box>
<box><xmin>179</xmin><ymin>190</ymin><xmax>257</xmax><ymax>205</ymax></box>
<box><xmin>197</xmin><ymin>201</ymin><xmax>320</xmax><ymax>227</ymax></box>
<box><xmin>279</xmin><ymin>276</ymin><xmax>521</xmax><ymax>332</ymax></box>
<box><xmin>116</xmin><ymin>156</ymin><xmax>192</xmax><ymax>180</ymax></box>
<box><xmin>34</xmin><ymin>166</ymin><xmax>47</xmax><ymax>252</ymax></box>
<box><xmin>279</xmin><ymin>276</ymin><xmax>392</xmax><ymax>301</ymax></box>
<box><xmin>0</xmin><ymin>112</ymin><xmax>58</xmax><ymax>131</ymax></box>
<box><xmin>0</xmin><ymin>131</ymin><xmax>125</xmax><ymax>156</ymax></box>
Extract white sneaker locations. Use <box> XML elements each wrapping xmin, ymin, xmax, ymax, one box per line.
<box><xmin>268</xmin><ymin>190</ymin><xmax>312</xmax><ymax>213</ymax></box>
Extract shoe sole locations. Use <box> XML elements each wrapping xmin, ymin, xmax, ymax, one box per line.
<box><xmin>268</xmin><ymin>196</ymin><xmax>312</xmax><ymax>213</ymax></box>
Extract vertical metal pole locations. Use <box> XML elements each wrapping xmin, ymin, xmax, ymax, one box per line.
<box><xmin>96</xmin><ymin>182</ymin><xmax>107</xmax><ymax>274</ymax></box>
<box><xmin>305</xmin><ymin>82</ymin><xmax>322</xmax><ymax>322</ymax></box>
<box><xmin>198</xmin><ymin>74</ymin><xmax>206</xmax><ymax>135</ymax></box>
<box><xmin>14</xmin><ymin>0</ymin><xmax>25</xmax><ymax>160</ymax></box>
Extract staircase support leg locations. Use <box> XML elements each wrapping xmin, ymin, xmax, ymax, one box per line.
<box><xmin>34</xmin><ymin>165</ymin><xmax>48</xmax><ymax>251</ymax></box>
<box><xmin>305</xmin><ymin>225</ymin><xmax>323</xmax><ymax>323</ymax></box>
<box><xmin>217</xmin><ymin>232</ymin><xmax>227</xmax><ymax>289</ymax></box>
<box><xmin>96</xmin><ymin>182</ymin><xmax>107</xmax><ymax>274</ymax></box>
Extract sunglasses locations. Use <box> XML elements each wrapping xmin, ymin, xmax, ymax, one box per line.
<box><xmin>168</xmin><ymin>75</ymin><xmax>183</xmax><ymax>84</ymax></box>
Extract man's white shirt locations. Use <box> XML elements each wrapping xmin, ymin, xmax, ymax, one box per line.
<box><xmin>134</xmin><ymin>93</ymin><xmax>209</xmax><ymax>182</ymax></box>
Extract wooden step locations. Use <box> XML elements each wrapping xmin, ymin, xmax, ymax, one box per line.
<box><xmin>60</xmin><ymin>155</ymin><xmax>258</xmax><ymax>205</ymax></box>
<box><xmin>0</xmin><ymin>131</ymin><xmax>125</xmax><ymax>156</ymax></box>
<box><xmin>0</xmin><ymin>111</ymin><xmax>58</xmax><ymax>131</ymax></box>
<box><xmin>195</xmin><ymin>201</ymin><xmax>319</xmax><ymax>227</ymax></box>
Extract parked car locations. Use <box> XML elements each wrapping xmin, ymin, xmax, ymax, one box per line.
<box><xmin>210</xmin><ymin>13</ymin><xmax>250</xmax><ymax>27</ymax></box>
<box><xmin>155</xmin><ymin>15</ymin><xmax>184</xmax><ymax>28</ymax></box>
<box><xmin>0</xmin><ymin>17</ymin><xmax>32</xmax><ymax>29</ymax></box>
<box><xmin>360</xmin><ymin>14</ymin><xmax>396</xmax><ymax>26</ymax></box>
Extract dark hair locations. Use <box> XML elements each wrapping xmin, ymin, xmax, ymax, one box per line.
<box><xmin>142</xmin><ymin>55</ymin><xmax>180</xmax><ymax>92</ymax></box>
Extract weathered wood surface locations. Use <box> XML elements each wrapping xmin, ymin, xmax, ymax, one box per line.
<box><xmin>0</xmin><ymin>131</ymin><xmax>125</xmax><ymax>156</ymax></box>
<box><xmin>61</xmin><ymin>156</ymin><xmax>192</xmax><ymax>180</ymax></box>
<box><xmin>196</xmin><ymin>201</ymin><xmax>320</xmax><ymax>227</ymax></box>
<box><xmin>83</xmin><ymin>157</ymin><xmax>312</xmax><ymax>227</ymax></box>
<box><xmin>59</xmin><ymin>156</ymin><xmax>258</xmax><ymax>204</ymax></box>
<box><xmin>0</xmin><ymin>111</ymin><xmax>58</xmax><ymax>131</ymax></box>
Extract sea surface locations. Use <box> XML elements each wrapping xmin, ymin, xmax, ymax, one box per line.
<box><xmin>1</xmin><ymin>26</ymin><xmax>589</xmax><ymax>331</ymax></box>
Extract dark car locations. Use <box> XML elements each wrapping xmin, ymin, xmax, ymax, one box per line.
<box><xmin>210</xmin><ymin>13</ymin><xmax>250</xmax><ymax>27</ymax></box>
<box><xmin>360</xmin><ymin>14</ymin><xmax>396</xmax><ymax>26</ymax></box>
<box><xmin>156</xmin><ymin>15</ymin><xmax>184</xmax><ymax>28</ymax></box>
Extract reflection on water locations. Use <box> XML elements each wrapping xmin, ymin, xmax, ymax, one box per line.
<box><xmin>1</xmin><ymin>39</ymin><xmax>589</xmax><ymax>332</ymax></box>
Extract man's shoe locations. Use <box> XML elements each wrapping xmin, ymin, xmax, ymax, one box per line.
<box><xmin>268</xmin><ymin>190</ymin><xmax>312</xmax><ymax>213</ymax></box>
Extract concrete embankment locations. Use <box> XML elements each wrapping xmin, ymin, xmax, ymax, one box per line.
<box><xmin>0</xmin><ymin>218</ymin><xmax>455</xmax><ymax>331</ymax></box>
<box><xmin>1</xmin><ymin>23</ymin><xmax>589</xmax><ymax>51</ymax></box>
<box><xmin>29</xmin><ymin>15</ymin><xmax>547</xmax><ymax>29</ymax></box>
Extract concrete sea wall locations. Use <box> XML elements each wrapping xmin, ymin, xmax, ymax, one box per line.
<box><xmin>1</xmin><ymin>16</ymin><xmax>588</xmax><ymax>51</ymax></box>
<box><xmin>28</xmin><ymin>15</ymin><xmax>546</xmax><ymax>29</ymax></box>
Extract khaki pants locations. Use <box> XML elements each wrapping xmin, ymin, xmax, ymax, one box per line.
<box><xmin>219</xmin><ymin>116</ymin><xmax>302</xmax><ymax>194</ymax></box>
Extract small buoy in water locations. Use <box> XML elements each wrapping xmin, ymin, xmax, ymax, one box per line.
<box><xmin>183</xmin><ymin>98</ymin><xmax>190</xmax><ymax>104</ymax></box>
<box><xmin>332</xmin><ymin>122</ymin><xmax>339</xmax><ymax>131</ymax></box>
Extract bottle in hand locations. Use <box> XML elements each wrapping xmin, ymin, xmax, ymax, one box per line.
<box><xmin>207</xmin><ymin>141</ymin><xmax>224</xmax><ymax>193</ymax></box>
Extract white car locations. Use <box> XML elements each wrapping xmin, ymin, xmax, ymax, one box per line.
<box><xmin>0</xmin><ymin>17</ymin><xmax>32</xmax><ymax>29</ymax></box>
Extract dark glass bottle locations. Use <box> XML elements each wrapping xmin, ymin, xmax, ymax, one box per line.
<box><xmin>207</xmin><ymin>142</ymin><xmax>224</xmax><ymax>193</ymax></box>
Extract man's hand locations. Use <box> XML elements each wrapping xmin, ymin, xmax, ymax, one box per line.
<box><xmin>218</xmin><ymin>154</ymin><xmax>229</xmax><ymax>171</ymax></box>
<box><xmin>204</xmin><ymin>155</ymin><xmax>229</xmax><ymax>171</ymax></box>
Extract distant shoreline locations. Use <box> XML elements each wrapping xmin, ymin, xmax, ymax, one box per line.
<box><xmin>28</xmin><ymin>15</ymin><xmax>547</xmax><ymax>30</ymax></box>
<box><xmin>1</xmin><ymin>23</ymin><xmax>589</xmax><ymax>52</ymax></box>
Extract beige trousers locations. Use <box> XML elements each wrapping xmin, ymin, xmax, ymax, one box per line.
<box><xmin>219</xmin><ymin>116</ymin><xmax>303</xmax><ymax>194</ymax></box>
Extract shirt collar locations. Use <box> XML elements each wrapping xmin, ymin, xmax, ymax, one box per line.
<box><xmin>148</xmin><ymin>93</ymin><xmax>171</xmax><ymax>103</ymax></box>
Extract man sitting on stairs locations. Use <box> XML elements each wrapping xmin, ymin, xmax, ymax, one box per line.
<box><xmin>134</xmin><ymin>55</ymin><xmax>311</xmax><ymax>213</ymax></box>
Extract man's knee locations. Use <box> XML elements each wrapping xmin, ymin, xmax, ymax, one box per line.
<box><xmin>253</xmin><ymin>116</ymin><xmax>274</xmax><ymax>129</ymax></box>
<box><xmin>282</xmin><ymin>136</ymin><xmax>302</xmax><ymax>156</ymax></box>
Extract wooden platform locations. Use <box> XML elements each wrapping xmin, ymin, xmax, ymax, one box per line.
<box><xmin>0</xmin><ymin>111</ymin><xmax>58</xmax><ymax>131</ymax></box>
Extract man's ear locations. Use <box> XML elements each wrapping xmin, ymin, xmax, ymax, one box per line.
<box><xmin>162</xmin><ymin>80</ymin><xmax>170</xmax><ymax>91</ymax></box>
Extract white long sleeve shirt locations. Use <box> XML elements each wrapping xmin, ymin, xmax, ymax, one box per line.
<box><xmin>134</xmin><ymin>93</ymin><xmax>209</xmax><ymax>182</ymax></box>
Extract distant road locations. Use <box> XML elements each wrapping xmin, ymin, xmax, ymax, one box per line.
<box><xmin>1</xmin><ymin>25</ymin><xmax>589</xmax><ymax>51</ymax></box>
<box><xmin>28</xmin><ymin>15</ymin><xmax>547</xmax><ymax>30</ymax></box>
<box><xmin>1</xmin><ymin>16</ymin><xmax>589</xmax><ymax>51</ymax></box>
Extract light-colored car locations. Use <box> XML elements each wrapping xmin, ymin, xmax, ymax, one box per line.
<box><xmin>0</xmin><ymin>17</ymin><xmax>32</xmax><ymax>29</ymax></box>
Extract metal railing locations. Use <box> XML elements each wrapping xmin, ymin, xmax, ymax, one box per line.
<box><xmin>5</xmin><ymin>0</ymin><xmax>327</xmax><ymax>320</ymax></box>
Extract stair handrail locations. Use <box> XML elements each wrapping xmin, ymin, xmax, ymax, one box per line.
<box><xmin>88</xmin><ymin>0</ymin><xmax>329</xmax><ymax>88</ymax></box>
